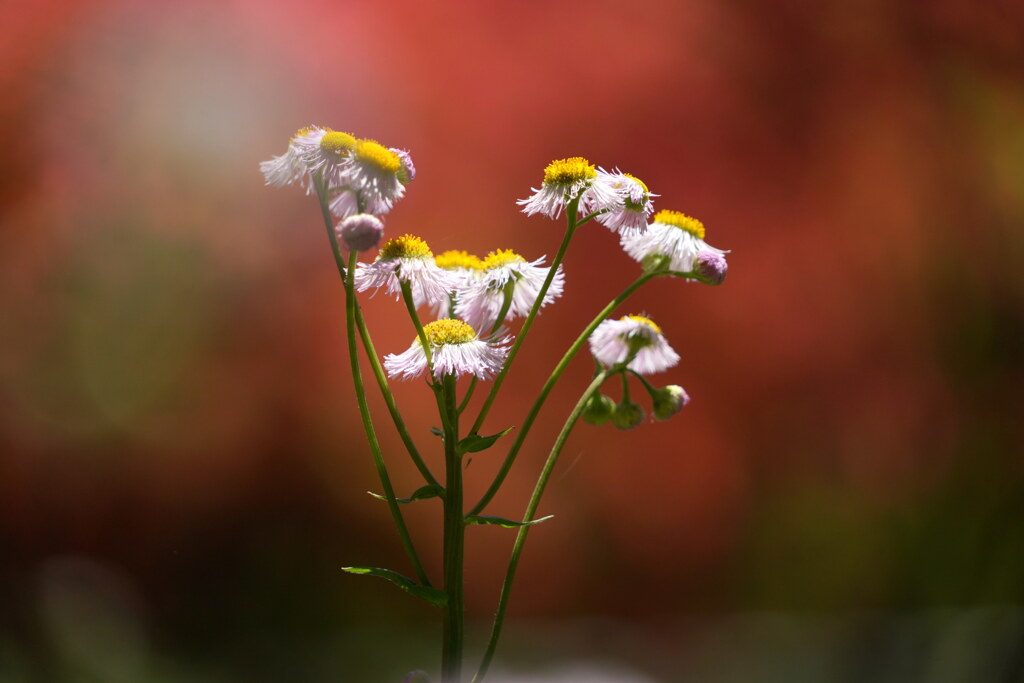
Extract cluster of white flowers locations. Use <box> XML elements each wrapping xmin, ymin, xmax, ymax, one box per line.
<box><xmin>260</xmin><ymin>125</ymin><xmax>414</xmax><ymax>220</ymax></box>
<box><xmin>263</xmin><ymin>131</ymin><xmax>732</xmax><ymax>677</ymax></box>
<box><xmin>263</xmin><ymin>138</ymin><xmax>728</xmax><ymax>389</ymax></box>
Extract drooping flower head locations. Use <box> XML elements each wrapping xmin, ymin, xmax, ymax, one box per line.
<box><xmin>518</xmin><ymin>157</ymin><xmax>618</xmax><ymax>220</ymax></box>
<box><xmin>345</xmin><ymin>139</ymin><xmax>408</xmax><ymax>214</ymax></box>
<box><xmin>695</xmin><ymin>251</ymin><xmax>728</xmax><ymax>285</ymax></box>
<box><xmin>620</xmin><ymin>210</ymin><xmax>728</xmax><ymax>275</ymax></box>
<box><xmin>354</xmin><ymin>234</ymin><xmax>455</xmax><ymax>304</ymax></box>
<box><xmin>296</xmin><ymin>129</ymin><xmax>358</xmax><ymax>189</ymax></box>
<box><xmin>652</xmin><ymin>384</ymin><xmax>690</xmax><ymax>420</ymax></box>
<box><xmin>593</xmin><ymin>169</ymin><xmax>656</xmax><ymax>235</ymax></box>
<box><xmin>259</xmin><ymin>125</ymin><xmax>328</xmax><ymax>192</ymax></box>
<box><xmin>384</xmin><ymin>319</ymin><xmax>509</xmax><ymax>381</ymax></box>
<box><xmin>433</xmin><ymin>250</ymin><xmax>485</xmax><ymax>318</ymax></box>
<box><xmin>589</xmin><ymin>314</ymin><xmax>680</xmax><ymax>375</ymax></box>
<box><xmin>455</xmin><ymin>249</ymin><xmax>565</xmax><ymax>331</ymax></box>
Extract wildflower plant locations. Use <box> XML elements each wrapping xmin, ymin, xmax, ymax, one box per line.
<box><xmin>262</xmin><ymin>130</ymin><xmax>729</xmax><ymax>682</ymax></box>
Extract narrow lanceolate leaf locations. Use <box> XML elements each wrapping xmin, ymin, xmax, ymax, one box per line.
<box><xmin>457</xmin><ymin>426</ymin><xmax>515</xmax><ymax>454</ymax></box>
<box><xmin>464</xmin><ymin>514</ymin><xmax>554</xmax><ymax>528</ymax></box>
<box><xmin>367</xmin><ymin>484</ymin><xmax>445</xmax><ymax>504</ymax></box>
<box><xmin>341</xmin><ymin>567</ymin><xmax>448</xmax><ymax>608</ymax></box>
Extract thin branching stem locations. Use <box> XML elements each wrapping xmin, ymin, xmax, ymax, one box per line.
<box><xmin>471</xmin><ymin>370</ymin><xmax>611</xmax><ymax>682</ymax></box>
<box><xmin>345</xmin><ymin>249</ymin><xmax>431</xmax><ymax>586</ymax></box>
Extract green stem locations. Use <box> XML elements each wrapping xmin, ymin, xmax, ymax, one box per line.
<box><xmin>440</xmin><ymin>374</ymin><xmax>465</xmax><ymax>682</ymax></box>
<box><xmin>471</xmin><ymin>370</ymin><xmax>610</xmax><ymax>682</ymax></box>
<box><xmin>315</xmin><ymin>180</ymin><xmax>438</xmax><ymax>488</ymax></box>
<box><xmin>627</xmin><ymin>368</ymin><xmax>659</xmax><ymax>398</ymax></box>
<box><xmin>469</xmin><ymin>195</ymin><xmax>581</xmax><ymax>436</ymax></box>
<box><xmin>458</xmin><ymin>280</ymin><xmax>515</xmax><ymax>416</ymax></box>
<box><xmin>314</xmin><ymin>174</ymin><xmax>347</xmax><ymax>282</ymax></box>
<box><xmin>468</xmin><ymin>270</ymin><xmax>659</xmax><ymax>516</ymax></box>
<box><xmin>401</xmin><ymin>280</ymin><xmax>434</xmax><ymax>372</ymax></box>
<box><xmin>354</xmin><ymin>306</ymin><xmax>440</xmax><ymax>488</ymax></box>
<box><xmin>345</xmin><ymin>250</ymin><xmax>431</xmax><ymax>586</ymax></box>
<box><xmin>574</xmin><ymin>208</ymin><xmax>607</xmax><ymax>227</ymax></box>
<box><xmin>457</xmin><ymin>378</ymin><xmax>478</xmax><ymax>416</ymax></box>
<box><xmin>490</xmin><ymin>278</ymin><xmax>517</xmax><ymax>336</ymax></box>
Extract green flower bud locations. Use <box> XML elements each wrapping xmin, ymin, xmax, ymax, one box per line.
<box><xmin>611</xmin><ymin>398</ymin><xmax>645</xmax><ymax>430</ymax></box>
<box><xmin>581</xmin><ymin>393</ymin><xmax>616</xmax><ymax>426</ymax></box>
<box><xmin>652</xmin><ymin>385</ymin><xmax>690</xmax><ymax>420</ymax></box>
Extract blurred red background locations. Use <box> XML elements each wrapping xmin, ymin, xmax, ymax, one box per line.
<box><xmin>2</xmin><ymin>0</ymin><xmax>1023</xmax><ymax>680</ymax></box>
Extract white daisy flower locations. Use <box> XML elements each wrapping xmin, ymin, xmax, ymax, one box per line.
<box><xmin>593</xmin><ymin>169</ymin><xmax>656</xmax><ymax>235</ymax></box>
<box><xmin>454</xmin><ymin>249</ymin><xmax>565</xmax><ymax>331</ymax></box>
<box><xmin>259</xmin><ymin>125</ymin><xmax>328</xmax><ymax>192</ymax></box>
<box><xmin>354</xmin><ymin>234</ymin><xmax>455</xmax><ymax>305</ymax></box>
<box><xmin>385</xmin><ymin>319</ymin><xmax>510</xmax><ymax>381</ymax></box>
<box><xmin>620</xmin><ymin>210</ymin><xmax>728</xmax><ymax>274</ymax></box>
<box><xmin>589</xmin><ymin>314</ymin><xmax>680</xmax><ymax>375</ymax></box>
<box><xmin>294</xmin><ymin>128</ymin><xmax>358</xmax><ymax>190</ymax></box>
<box><xmin>518</xmin><ymin>157</ymin><xmax>619</xmax><ymax>220</ymax></box>
<box><xmin>433</xmin><ymin>250</ymin><xmax>485</xmax><ymax>318</ymax></box>
<box><xmin>344</xmin><ymin>139</ymin><xmax>408</xmax><ymax>214</ymax></box>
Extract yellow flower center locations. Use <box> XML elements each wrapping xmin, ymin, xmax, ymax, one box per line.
<box><xmin>653</xmin><ymin>210</ymin><xmax>705</xmax><ymax>239</ymax></box>
<box><xmin>379</xmin><ymin>234</ymin><xmax>432</xmax><ymax>260</ymax></box>
<box><xmin>319</xmin><ymin>131</ymin><xmax>357</xmax><ymax>155</ymax></box>
<box><xmin>355</xmin><ymin>139</ymin><xmax>402</xmax><ymax>173</ymax></box>
<box><xmin>542</xmin><ymin>157</ymin><xmax>596</xmax><ymax>186</ymax></box>
<box><xmin>482</xmin><ymin>249</ymin><xmax>525</xmax><ymax>270</ymax></box>
<box><xmin>436</xmin><ymin>250</ymin><xmax>484</xmax><ymax>271</ymax></box>
<box><xmin>291</xmin><ymin>125</ymin><xmax>325</xmax><ymax>142</ymax></box>
<box><xmin>623</xmin><ymin>173</ymin><xmax>649</xmax><ymax>193</ymax></box>
<box><xmin>623</xmin><ymin>314</ymin><xmax>662</xmax><ymax>334</ymax></box>
<box><xmin>424</xmin><ymin>319</ymin><xmax>477</xmax><ymax>345</ymax></box>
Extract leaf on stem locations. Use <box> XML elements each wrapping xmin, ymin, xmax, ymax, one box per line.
<box><xmin>465</xmin><ymin>514</ymin><xmax>554</xmax><ymax>528</ymax></box>
<box><xmin>367</xmin><ymin>484</ymin><xmax>445</xmax><ymax>504</ymax></box>
<box><xmin>341</xmin><ymin>567</ymin><xmax>448</xmax><ymax>608</ymax></box>
<box><xmin>457</xmin><ymin>426</ymin><xmax>515</xmax><ymax>454</ymax></box>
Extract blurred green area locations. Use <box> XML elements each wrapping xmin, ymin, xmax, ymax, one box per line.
<box><xmin>2</xmin><ymin>0</ymin><xmax>1024</xmax><ymax>680</ymax></box>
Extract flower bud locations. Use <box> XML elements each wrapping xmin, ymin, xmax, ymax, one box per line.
<box><xmin>581</xmin><ymin>393</ymin><xmax>616</xmax><ymax>426</ymax></box>
<box><xmin>652</xmin><ymin>384</ymin><xmax>690</xmax><ymax>420</ymax></box>
<box><xmin>337</xmin><ymin>213</ymin><xmax>385</xmax><ymax>252</ymax></box>
<box><xmin>611</xmin><ymin>397</ymin><xmax>645</xmax><ymax>430</ymax></box>
<box><xmin>695</xmin><ymin>251</ymin><xmax>727</xmax><ymax>285</ymax></box>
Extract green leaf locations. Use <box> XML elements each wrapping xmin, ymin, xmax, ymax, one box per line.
<box><xmin>341</xmin><ymin>567</ymin><xmax>448</xmax><ymax>608</ymax></box>
<box><xmin>465</xmin><ymin>514</ymin><xmax>554</xmax><ymax>528</ymax></box>
<box><xmin>457</xmin><ymin>426</ymin><xmax>515</xmax><ymax>454</ymax></box>
<box><xmin>368</xmin><ymin>484</ymin><xmax>444</xmax><ymax>504</ymax></box>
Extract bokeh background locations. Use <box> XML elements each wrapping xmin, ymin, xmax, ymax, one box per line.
<box><xmin>2</xmin><ymin>0</ymin><xmax>1024</xmax><ymax>681</ymax></box>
